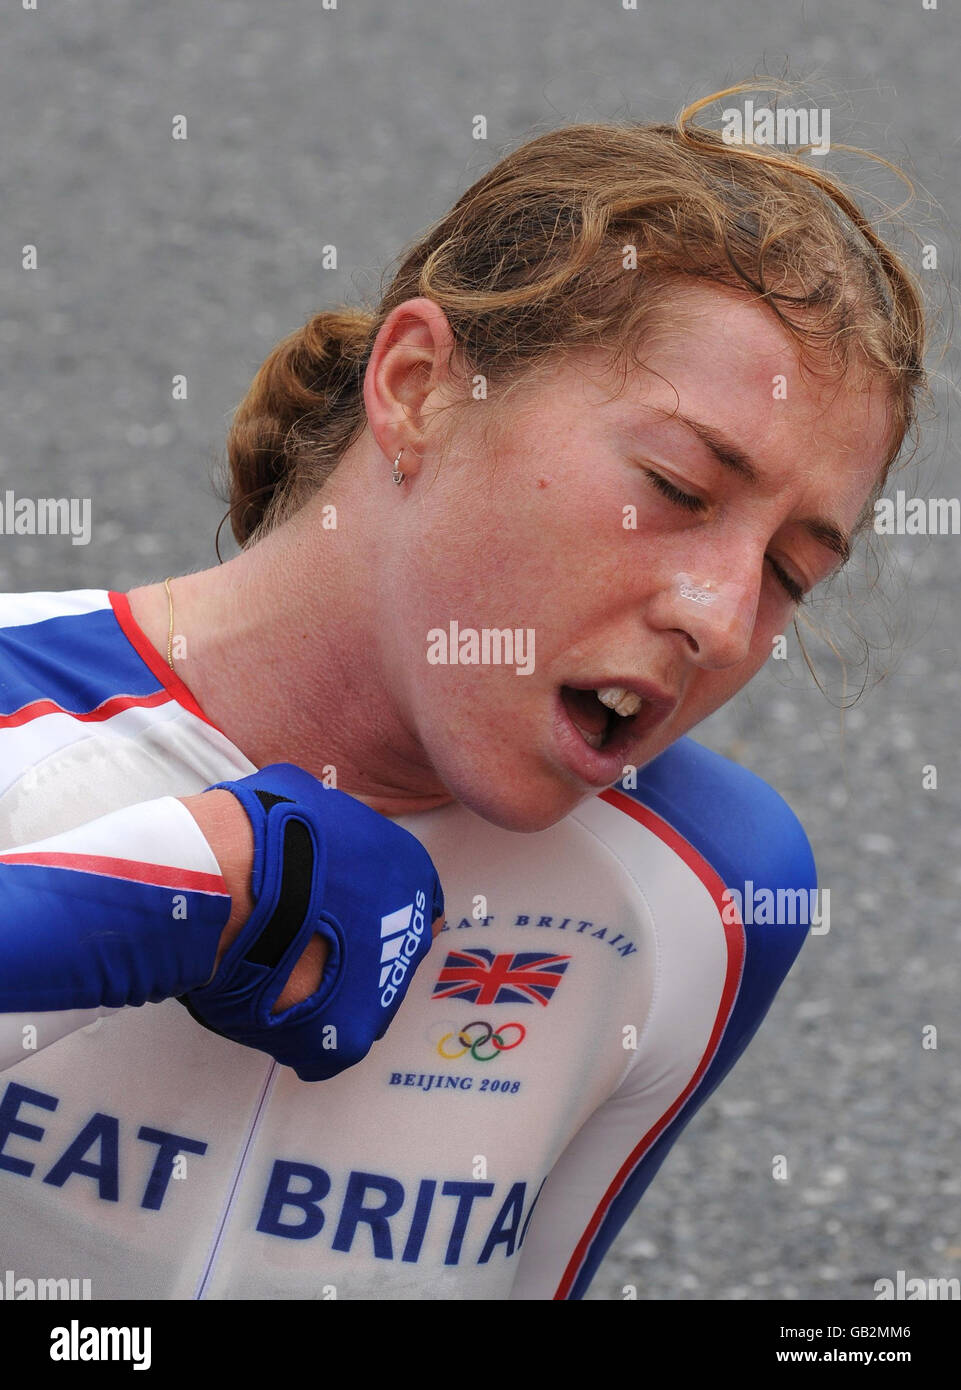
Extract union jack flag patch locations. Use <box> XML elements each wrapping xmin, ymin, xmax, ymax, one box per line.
<box><xmin>432</xmin><ymin>949</ymin><xmax>570</xmax><ymax>1006</ymax></box>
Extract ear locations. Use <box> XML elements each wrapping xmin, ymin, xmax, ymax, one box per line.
<box><xmin>362</xmin><ymin>297</ymin><xmax>458</xmax><ymax>478</ymax></box>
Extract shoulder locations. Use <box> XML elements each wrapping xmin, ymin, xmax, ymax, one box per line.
<box><xmin>604</xmin><ymin>734</ymin><xmax>818</xmax><ymax>999</ymax></box>
<box><xmin>0</xmin><ymin>589</ymin><xmax>155</xmax><ymax>718</ymax></box>
<box><xmin>0</xmin><ymin>589</ymin><xmax>118</xmax><ymax>681</ymax></box>
<box><xmin>0</xmin><ymin>588</ymin><xmax>115</xmax><ymax>636</ymax></box>
<box><xmin>614</xmin><ymin>734</ymin><xmax>816</xmax><ymax>895</ymax></box>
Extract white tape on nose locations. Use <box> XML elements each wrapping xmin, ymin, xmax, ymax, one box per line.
<box><xmin>673</xmin><ymin>572</ymin><xmax>757</xmax><ymax>635</ymax></box>
<box><xmin>675</xmin><ymin>573</ymin><xmax>719</xmax><ymax>606</ymax></box>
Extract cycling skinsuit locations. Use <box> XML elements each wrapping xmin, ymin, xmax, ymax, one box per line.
<box><xmin>0</xmin><ymin>589</ymin><xmax>815</xmax><ymax>1300</ymax></box>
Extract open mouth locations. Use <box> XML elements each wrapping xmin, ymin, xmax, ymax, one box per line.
<box><xmin>559</xmin><ymin>684</ymin><xmax>644</xmax><ymax>754</ymax></box>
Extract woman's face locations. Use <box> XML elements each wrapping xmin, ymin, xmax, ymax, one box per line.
<box><xmin>378</xmin><ymin>282</ymin><xmax>894</xmax><ymax>832</ymax></box>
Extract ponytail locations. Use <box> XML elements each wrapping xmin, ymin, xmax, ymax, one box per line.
<box><xmin>223</xmin><ymin>307</ymin><xmax>374</xmax><ymax>547</ymax></box>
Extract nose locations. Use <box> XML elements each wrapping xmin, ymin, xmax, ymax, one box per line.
<box><xmin>656</xmin><ymin>569</ymin><xmax>761</xmax><ymax>669</ymax></box>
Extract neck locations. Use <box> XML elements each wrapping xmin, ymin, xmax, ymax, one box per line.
<box><xmin>127</xmin><ymin>505</ymin><xmax>454</xmax><ymax>818</ymax></box>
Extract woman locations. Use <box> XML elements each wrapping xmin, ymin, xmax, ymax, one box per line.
<box><xmin>0</xmin><ymin>89</ymin><xmax>926</xmax><ymax>1299</ymax></box>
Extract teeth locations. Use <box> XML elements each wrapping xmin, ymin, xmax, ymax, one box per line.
<box><xmin>595</xmin><ymin>686</ymin><xmax>644</xmax><ymax>718</ymax></box>
<box><xmin>578</xmin><ymin>727</ymin><xmax>605</xmax><ymax>750</ymax></box>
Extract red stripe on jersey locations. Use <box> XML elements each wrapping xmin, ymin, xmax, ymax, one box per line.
<box><xmin>551</xmin><ymin>787</ymin><xmax>745</xmax><ymax>1300</ymax></box>
<box><xmin>0</xmin><ymin>849</ymin><xmax>227</xmax><ymax>896</ymax></box>
<box><xmin>108</xmin><ymin>590</ymin><xmax>224</xmax><ymax>732</ymax></box>
<box><xmin>0</xmin><ymin>687</ymin><xmax>171</xmax><ymax>730</ymax></box>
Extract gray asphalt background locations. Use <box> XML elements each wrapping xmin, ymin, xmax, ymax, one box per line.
<box><xmin>0</xmin><ymin>0</ymin><xmax>958</xmax><ymax>1302</ymax></box>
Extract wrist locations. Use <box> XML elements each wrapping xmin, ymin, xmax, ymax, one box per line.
<box><xmin>178</xmin><ymin>789</ymin><xmax>255</xmax><ymax>973</ymax></box>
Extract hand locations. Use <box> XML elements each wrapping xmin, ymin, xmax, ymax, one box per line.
<box><xmin>182</xmin><ymin>764</ymin><xmax>445</xmax><ymax>1081</ymax></box>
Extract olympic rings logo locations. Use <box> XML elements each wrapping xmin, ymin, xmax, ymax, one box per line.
<box><xmin>436</xmin><ymin>1020</ymin><xmax>526</xmax><ymax>1062</ymax></box>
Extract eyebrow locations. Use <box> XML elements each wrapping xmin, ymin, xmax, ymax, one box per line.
<box><xmin>672</xmin><ymin>412</ymin><xmax>853</xmax><ymax>568</ymax></box>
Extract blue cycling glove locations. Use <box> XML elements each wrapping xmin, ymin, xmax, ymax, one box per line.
<box><xmin>181</xmin><ymin>764</ymin><xmax>444</xmax><ymax>1081</ymax></box>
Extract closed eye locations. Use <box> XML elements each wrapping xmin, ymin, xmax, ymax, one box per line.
<box><xmin>766</xmin><ymin>557</ymin><xmax>806</xmax><ymax>605</ymax></box>
<box><xmin>643</xmin><ymin>469</ymin><xmax>705</xmax><ymax>513</ymax></box>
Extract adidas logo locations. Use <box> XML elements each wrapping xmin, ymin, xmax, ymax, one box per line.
<box><xmin>378</xmin><ymin>888</ymin><xmax>427</xmax><ymax>1008</ymax></box>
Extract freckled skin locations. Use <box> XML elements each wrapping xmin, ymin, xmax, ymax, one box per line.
<box><xmin>363</xmin><ymin>286</ymin><xmax>893</xmax><ymax>831</ymax></box>
<box><xmin>130</xmin><ymin>285</ymin><xmax>894</xmax><ymax>837</ymax></box>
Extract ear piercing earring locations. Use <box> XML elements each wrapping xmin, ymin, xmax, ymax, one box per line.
<box><xmin>391</xmin><ymin>449</ymin><xmax>406</xmax><ymax>485</ymax></box>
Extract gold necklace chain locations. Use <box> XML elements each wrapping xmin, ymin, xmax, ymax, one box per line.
<box><xmin>163</xmin><ymin>576</ymin><xmax>175</xmax><ymax>671</ymax></box>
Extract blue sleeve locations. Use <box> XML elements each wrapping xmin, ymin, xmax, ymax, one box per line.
<box><xmin>0</xmin><ymin>797</ymin><xmax>232</xmax><ymax>1072</ymax></box>
<box><xmin>623</xmin><ymin>736</ymin><xmax>817</xmax><ymax>1059</ymax></box>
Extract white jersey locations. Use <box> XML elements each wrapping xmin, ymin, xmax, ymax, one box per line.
<box><xmin>0</xmin><ymin>589</ymin><xmax>815</xmax><ymax>1300</ymax></box>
